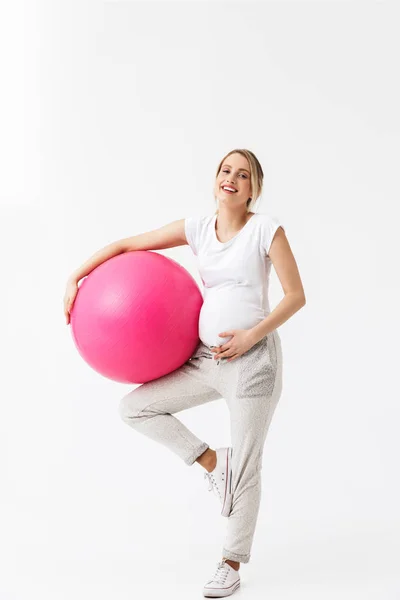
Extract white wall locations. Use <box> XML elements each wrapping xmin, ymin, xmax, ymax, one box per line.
<box><xmin>2</xmin><ymin>1</ymin><xmax>399</xmax><ymax>598</ymax></box>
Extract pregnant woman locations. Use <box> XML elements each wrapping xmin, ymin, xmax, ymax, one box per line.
<box><xmin>64</xmin><ymin>148</ymin><xmax>306</xmax><ymax>597</ymax></box>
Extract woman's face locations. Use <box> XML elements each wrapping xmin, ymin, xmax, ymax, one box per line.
<box><xmin>214</xmin><ymin>153</ymin><xmax>252</xmax><ymax>210</ymax></box>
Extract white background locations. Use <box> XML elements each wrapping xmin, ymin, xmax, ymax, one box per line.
<box><xmin>1</xmin><ymin>1</ymin><xmax>399</xmax><ymax>599</ymax></box>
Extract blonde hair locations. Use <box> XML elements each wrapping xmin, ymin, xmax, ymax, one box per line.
<box><xmin>214</xmin><ymin>149</ymin><xmax>264</xmax><ymax>214</ymax></box>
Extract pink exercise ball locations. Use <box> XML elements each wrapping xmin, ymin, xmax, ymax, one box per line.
<box><xmin>70</xmin><ymin>251</ymin><xmax>203</xmax><ymax>384</ymax></box>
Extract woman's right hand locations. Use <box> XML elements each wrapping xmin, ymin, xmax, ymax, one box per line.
<box><xmin>64</xmin><ymin>279</ymin><xmax>79</xmax><ymax>325</ymax></box>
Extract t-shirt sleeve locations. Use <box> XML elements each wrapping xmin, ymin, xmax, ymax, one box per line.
<box><xmin>260</xmin><ymin>214</ymin><xmax>285</xmax><ymax>257</ymax></box>
<box><xmin>184</xmin><ymin>216</ymin><xmax>202</xmax><ymax>256</ymax></box>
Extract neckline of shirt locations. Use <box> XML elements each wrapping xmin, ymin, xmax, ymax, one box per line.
<box><xmin>212</xmin><ymin>212</ymin><xmax>258</xmax><ymax>246</ymax></box>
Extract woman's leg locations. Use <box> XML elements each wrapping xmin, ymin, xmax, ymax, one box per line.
<box><xmin>119</xmin><ymin>343</ymin><xmax>222</xmax><ymax>466</ymax></box>
<box><xmin>218</xmin><ymin>331</ymin><xmax>283</xmax><ymax>564</ymax></box>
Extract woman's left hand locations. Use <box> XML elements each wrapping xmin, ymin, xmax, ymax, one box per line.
<box><xmin>211</xmin><ymin>329</ymin><xmax>258</xmax><ymax>362</ymax></box>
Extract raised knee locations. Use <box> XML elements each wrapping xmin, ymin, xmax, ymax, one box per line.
<box><xmin>119</xmin><ymin>393</ymin><xmax>142</xmax><ymax>423</ymax></box>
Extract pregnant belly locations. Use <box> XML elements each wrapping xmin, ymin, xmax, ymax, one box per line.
<box><xmin>198</xmin><ymin>287</ymin><xmax>265</xmax><ymax>348</ymax></box>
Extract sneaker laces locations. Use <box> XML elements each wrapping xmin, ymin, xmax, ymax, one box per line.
<box><xmin>208</xmin><ymin>561</ymin><xmax>230</xmax><ymax>585</ymax></box>
<box><xmin>204</xmin><ymin>471</ymin><xmax>222</xmax><ymax>500</ymax></box>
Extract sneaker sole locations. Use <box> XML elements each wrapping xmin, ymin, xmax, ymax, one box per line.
<box><xmin>203</xmin><ymin>579</ymin><xmax>240</xmax><ymax>597</ymax></box>
<box><xmin>221</xmin><ymin>447</ymin><xmax>233</xmax><ymax>517</ymax></box>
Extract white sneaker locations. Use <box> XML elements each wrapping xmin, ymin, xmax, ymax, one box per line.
<box><xmin>204</xmin><ymin>447</ymin><xmax>233</xmax><ymax>517</ymax></box>
<box><xmin>203</xmin><ymin>559</ymin><xmax>241</xmax><ymax>597</ymax></box>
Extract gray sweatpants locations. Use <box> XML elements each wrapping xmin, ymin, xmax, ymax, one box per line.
<box><xmin>119</xmin><ymin>330</ymin><xmax>283</xmax><ymax>564</ymax></box>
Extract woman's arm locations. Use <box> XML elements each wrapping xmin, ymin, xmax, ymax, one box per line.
<box><xmin>67</xmin><ymin>218</ymin><xmax>187</xmax><ymax>284</ymax></box>
<box><xmin>249</xmin><ymin>227</ymin><xmax>306</xmax><ymax>343</ymax></box>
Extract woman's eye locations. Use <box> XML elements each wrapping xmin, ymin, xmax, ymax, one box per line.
<box><xmin>222</xmin><ymin>169</ymin><xmax>247</xmax><ymax>178</ymax></box>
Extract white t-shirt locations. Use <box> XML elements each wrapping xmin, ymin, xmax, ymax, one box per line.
<box><xmin>184</xmin><ymin>212</ymin><xmax>285</xmax><ymax>348</ymax></box>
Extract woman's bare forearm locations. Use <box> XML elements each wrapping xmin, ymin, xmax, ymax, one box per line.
<box><xmin>68</xmin><ymin>241</ymin><xmax>124</xmax><ymax>284</ymax></box>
